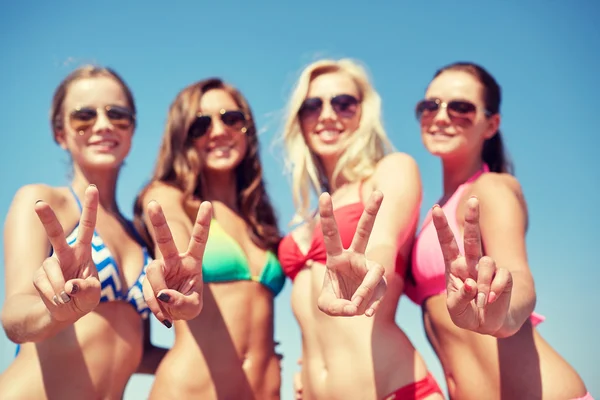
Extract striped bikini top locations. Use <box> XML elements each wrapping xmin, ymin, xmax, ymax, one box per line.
<box><xmin>62</xmin><ymin>187</ymin><xmax>152</xmax><ymax>318</ymax></box>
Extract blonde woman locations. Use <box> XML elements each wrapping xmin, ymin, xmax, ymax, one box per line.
<box><xmin>277</xmin><ymin>59</ymin><xmax>444</xmax><ymax>399</ymax></box>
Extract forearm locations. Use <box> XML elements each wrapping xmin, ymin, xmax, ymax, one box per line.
<box><xmin>1</xmin><ymin>294</ymin><xmax>72</xmax><ymax>344</ymax></box>
<box><xmin>136</xmin><ymin>344</ymin><xmax>168</xmax><ymax>374</ymax></box>
<box><xmin>495</xmin><ymin>270</ymin><xmax>536</xmax><ymax>338</ymax></box>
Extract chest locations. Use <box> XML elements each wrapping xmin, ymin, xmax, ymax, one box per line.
<box><xmin>91</xmin><ymin>212</ymin><xmax>146</xmax><ymax>288</ymax></box>
<box><xmin>209</xmin><ymin>204</ymin><xmax>268</xmax><ymax>275</ymax></box>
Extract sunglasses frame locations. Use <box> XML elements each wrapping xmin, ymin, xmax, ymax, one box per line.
<box><xmin>298</xmin><ymin>94</ymin><xmax>361</xmax><ymax>120</ymax></box>
<box><xmin>415</xmin><ymin>98</ymin><xmax>492</xmax><ymax>122</ymax></box>
<box><xmin>69</xmin><ymin>105</ymin><xmax>135</xmax><ymax>135</ymax></box>
<box><xmin>187</xmin><ymin>108</ymin><xmax>249</xmax><ymax>140</ymax></box>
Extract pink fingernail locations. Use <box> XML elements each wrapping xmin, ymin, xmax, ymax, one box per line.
<box><xmin>488</xmin><ymin>291</ymin><xmax>497</xmax><ymax>303</ymax></box>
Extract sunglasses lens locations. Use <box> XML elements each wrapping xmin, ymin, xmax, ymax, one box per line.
<box><xmin>298</xmin><ymin>98</ymin><xmax>323</xmax><ymax>119</ymax></box>
<box><xmin>415</xmin><ymin>100</ymin><xmax>439</xmax><ymax>120</ymax></box>
<box><xmin>447</xmin><ymin>101</ymin><xmax>476</xmax><ymax>115</ymax></box>
<box><xmin>189</xmin><ymin>116</ymin><xmax>212</xmax><ymax>139</ymax></box>
<box><xmin>221</xmin><ymin>110</ymin><xmax>246</xmax><ymax>129</ymax></box>
<box><xmin>70</xmin><ymin>108</ymin><xmax>97</xmax><ymax>132</ymax></box>
<box><xmin>331</xmin><ymin>94</ymin><xmax>359</xmax><ymax>117</ymax></box>
<box><xmin>106</xmin><ymin>106</ymin><xmax>134</xmax><ymax>129</ymax></box>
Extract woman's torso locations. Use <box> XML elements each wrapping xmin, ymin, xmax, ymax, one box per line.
<box><xmin>280</xmin><ymin>180</ymin><xmax>431</xmax><ymax>400</ymax></box>
<box><xmin>412</xmin><ymin>170</ymin><xmax>587</xmax><ymax>399</ymax></box>
<box><xmin>149</xmin><ymin>201</ymin><xmax>283</xmax><ymax>400</ymax></box>
<box><xmin>0</xmin><ymin>185</ymin><xmax>150</xmax><ymax>400</ymax></box>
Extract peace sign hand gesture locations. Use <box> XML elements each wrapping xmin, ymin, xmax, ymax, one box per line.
<box><xmin>33</xmin><ymin>185</ymin><xmax>101</xmax><ymax>323</ymax></box>
<box><xmin>432</xmin><ymin>196</ymin><xmax>513</xmax><ymax>335</ymax></box>
<box><xmin>317</xmin><ymin>191</ymin><xmax>387</xmax><ymax>317</ymax></box>
<box><xmin>143</xmin><ymin>200</ymin><xmax>212</xmax><ymax>327</ymax></box>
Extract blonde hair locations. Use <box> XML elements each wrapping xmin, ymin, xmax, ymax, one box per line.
<box><xmin>281</xmin><ymin>58</ymin><xmax>393</xmax><ymax>223</ymax></box>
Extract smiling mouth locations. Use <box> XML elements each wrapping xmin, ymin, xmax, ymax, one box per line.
<box><xmin>316</xmin><ymin>129</ymin><xmax>343</xmax><ymax>143</ymax></box>
<box><xmin>89</xmin><ymin>140</ymin><xmax>119</xmax><ymax>149</ymax></box>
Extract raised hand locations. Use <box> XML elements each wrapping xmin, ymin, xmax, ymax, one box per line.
<box><xmin>143</xmin><ymin>200</ymin><xmax>212</xmax><ymax>327</ymax></box>
<box><xmin>317</xmin><ymin>191</ymin><xmax>387</xmax><ymax>317</ymax></box>
<box><xmin>432</xmin><ymin>196</ymin><xmax>513</xmax><ymax>335</ymax></box>
<box><xmin>33</xmin><ymin>185</ymin><xmax>101</xmax><ymax>323</ymax></box>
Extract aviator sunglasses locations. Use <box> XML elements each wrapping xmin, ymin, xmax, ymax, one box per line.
<box><xmin>69</xmin><ymin>105</ymin><xmax>135</xmax><ymax>134</ymax></box>
<box><xmin>188</xmin><ymin>109</ymin><xmax>248</xmax><ymax>139</ymax></box>
<box><xmin>298</xmin><ymin>94</ymin><xmax>360</xmax><ymax>120</ymax></box>
<box><xmin>415</xmin><ymin>98</ymin><xmax>491</xmax><ymax>122</ymax></box>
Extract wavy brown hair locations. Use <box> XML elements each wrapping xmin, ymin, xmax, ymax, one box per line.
<box><xmin>134</xmin><ymin>78</ymin><xmax>280</xmax><ymax>253</ymax></box>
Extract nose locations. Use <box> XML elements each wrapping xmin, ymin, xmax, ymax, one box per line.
<box><xmin>431</xmin><ymin>103</ymin><xmax>451</xmax><ymax>126</ymax></box>
<box><xmin>209</xmin><ymin>115</ymin><xmax>230</xmax><ymax>139</ymax></box>
<box><xmin>93</xmin><ymin>109</ymin><xmax>113</xmax><ymax>133</ymax></box>
<box><xmin>319</xmin><ymin>100</ymin><xmax>337</xmax><ymax>122</ymax></box>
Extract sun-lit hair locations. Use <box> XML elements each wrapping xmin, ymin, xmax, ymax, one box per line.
<box><xmin>50</xmin><ymin>65</ymin><xmax>136</xmax><ymax>143</ymax></box>
<box><xmin>281</xmin><ymin>58</ymin><xmax>393</xmax><ymax>223</ymax></box>
<box><xmin>134</xmin><ymin>78</ymin><xmax>280</xmax><ymax>253</ymax></box>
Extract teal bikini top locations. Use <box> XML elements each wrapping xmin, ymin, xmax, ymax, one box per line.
<box><xmin>202</xmin><ymin>219</ymin><xmax>286</xmax><ymax>296</ymax></box>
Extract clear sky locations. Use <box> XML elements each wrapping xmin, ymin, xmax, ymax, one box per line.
<box><xmin>0</xmin><ymin>1</ymin><xmax>598</xmax><ymax>398</ymax></box>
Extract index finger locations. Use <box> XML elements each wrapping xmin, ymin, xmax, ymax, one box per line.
<box><xmin>463</xmin><ymin>196</ymin><xmax>482</xmax><ymax>274</ymax></box>
<box><xmin>349</xmin><ymin>190</ymin><xmax>383</xmax><ymax>254</ymax></box>
<box><xmin>76</xmin><ymin>185</ymin><xmax>99</xmax><ymax>247</ymax></box>
<box><xmin>431</xmin><ymin>205</ymin><xmax>461</xmax><ymax>268</ymax></box>
<box><xmin>147</xmin><ymin>201</ymin><xmax>180</xmax><ymax>262</ymax></box>
<box><xmin>318</xmin><ymin>192</ymin><xmax>344</xmax><ymax>258</ymax></box>
<box><xmin>187</xmin><ymin>201</ymin><xmax>212</xmax><ymax>261</ymax></box>
<box><xmin>35</xmin><ymin>201</ymin><xmax>71</xmax><ymax>260</ymax></box>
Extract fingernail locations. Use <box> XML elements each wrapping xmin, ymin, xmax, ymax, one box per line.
<box><xmin>477</xmin><ymin>292</ymin><xmax>486</xmax><ymax>308</ymax></box>
<box><xmin>162</xmin><ymin>320</ymin><xmax>172</xmax><ymax>329</ymax></box>
<box><xmin>89</xmin><ymin>184</ymin><xmax>96</xmax><ymax>188</ymax></box>
<box><xmin>464</xmin><ymin>282</ymin><xmax>473</xmax><ymax>292</ymax></box>
<box><xmin>52</xmin><ymin>295</ymin><xmax>59</xmax><ymax>305</ymax></box>
<box><xmin>60</xmin><ymin>291</ymin><xmax>71</xmax><ymax>303</ymax></box>
<box><xmin>71</xmin><ymin>284</ymin><xmax>79</xmax><ymax>295</ymax></box>
<box><xmin>157</xmin><ymin>292</ymin><xmax>171</xmax><ymax>303</ymax></box>
<box><xmin>35</xmin><ymin>199</ymin><xmax>43</xmax><ymax>204</ymax></box>
<box><xmin>488</xmin><ymin>291</ymin><xmax>497</xmax><ymax>304</ymax></box>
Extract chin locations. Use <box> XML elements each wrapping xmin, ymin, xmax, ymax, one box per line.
<box><xmin>204</xmin><ymin>159</ymin><xmax>242</xmax><ymax>174</ymax></box>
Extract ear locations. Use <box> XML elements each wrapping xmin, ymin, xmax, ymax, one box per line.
<box><xmin>55</xmin><ymin>129</ymin><xmax>68</xmax><ymax>150</ymax></box>
<box><xmin>483</xmin><ymin>113</ymin><xmax>500</xmax><ymax>140</ymax></box>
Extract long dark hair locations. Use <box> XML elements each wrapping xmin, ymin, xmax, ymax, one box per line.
<box><xmin>433</xmin><ymin>62</ymin><xmax>513</xmax><ymax>174</ymax></box>
<box><xmin>134</xmin><ymin>78</ymin><xmax>280</xmax><ymax>253</ymax></box>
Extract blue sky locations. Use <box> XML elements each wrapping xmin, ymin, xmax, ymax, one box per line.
<box><xmin>1</xmin><ymin>1</ymin><xmax>598</xmax><ymax>398</ymax></box>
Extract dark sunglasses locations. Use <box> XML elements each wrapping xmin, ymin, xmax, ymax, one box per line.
<box><xmin>69</xmin><ymin>105</ymin><xmax>135</xmax><ymax>133</ymax></box>
<box><xmin>188</xmin><ymin>109</ymin><xmax>248</xmax><ymax>139</ymax></box>
<box><xmin>415</xmin><ymin>98</ymin><xmax>491</xmax><ymax>122</ymax></box>
<box><xmin>298</xmin><ymin>94</ymin><xmax>360</xmax><ymax>120</ymax></box>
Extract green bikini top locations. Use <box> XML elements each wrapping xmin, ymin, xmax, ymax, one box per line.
<box><xmin>202</xmin><ymin>219</ymin><xmax>286</xmax><ymax>296</ymax></box>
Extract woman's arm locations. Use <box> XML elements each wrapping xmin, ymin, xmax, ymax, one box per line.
<box><xmin>472</xmin><ymin>174</ymin><xmax>536</xmax><ymax>337</ymax></box>
<box><xmin>1</xmin><ymin>185</ymin><xmax>73</xmax><ymax>343</ymax></box>
<box><xmin>367</xmin><ymin>153</ymin><xmax>422</xmax><ymax>311</ymax></box>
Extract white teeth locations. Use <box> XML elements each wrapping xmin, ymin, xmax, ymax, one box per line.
<box><xmin>319</xmin><ymin>130</ymin><xmax>340</xmax><ymax>140</ymax></box>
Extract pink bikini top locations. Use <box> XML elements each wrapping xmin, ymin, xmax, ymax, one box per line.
<box><xmin>405</xmin><ymin>165</ymin><xmax>545</xmax><ymax>327</ymax></box>
<box><xmin>278</xmin><ymin>183</ymin><xmax>405</xmax><ymax>280</ymax></box>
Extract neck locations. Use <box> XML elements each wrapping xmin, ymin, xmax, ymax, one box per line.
<box><xmin>201</xmin><ymin>170</ymin><xmax>238</xmax><ymax>209</ymax></box>
<box><xmin>71</xmin><ymin>165</ymin><xmax>120</xmax><ymax>213</ymax></box>
<box><xmin>321</xmin><ymin>156</ymin><xmax>348</xmax><ymax>194</ymax></box>
<box><xmin>441</xmin><ymin>152</ymin><xmax>484</xmax><ymax>197</ymax></box>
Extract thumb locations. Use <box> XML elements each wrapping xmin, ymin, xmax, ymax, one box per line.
<box><xmin>447</xmin><ymin>277</ymin><xmax>477</xmax><ymax>317</ymax></box>
<box><xmin>65</xmin><ymin>277</ymin><xmax>101</xmax><ymax>308</ymax></box>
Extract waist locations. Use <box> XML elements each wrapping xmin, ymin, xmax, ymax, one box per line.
<box><xmin>156</xmin><ymin>341</ymin><xmax>280</xmax><ymax>399</ymax></box>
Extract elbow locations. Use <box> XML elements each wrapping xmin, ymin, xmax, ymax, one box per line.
<box><xmin>1</xmin><ymin>312</ymin><xmax>25</xmax><ymax>345</ymax></box>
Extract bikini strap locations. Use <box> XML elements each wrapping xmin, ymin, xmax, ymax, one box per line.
<box><xmin>68</xmin><ymin>187</ymin><xmax>83</xmax><ymax>212</ymax></box>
